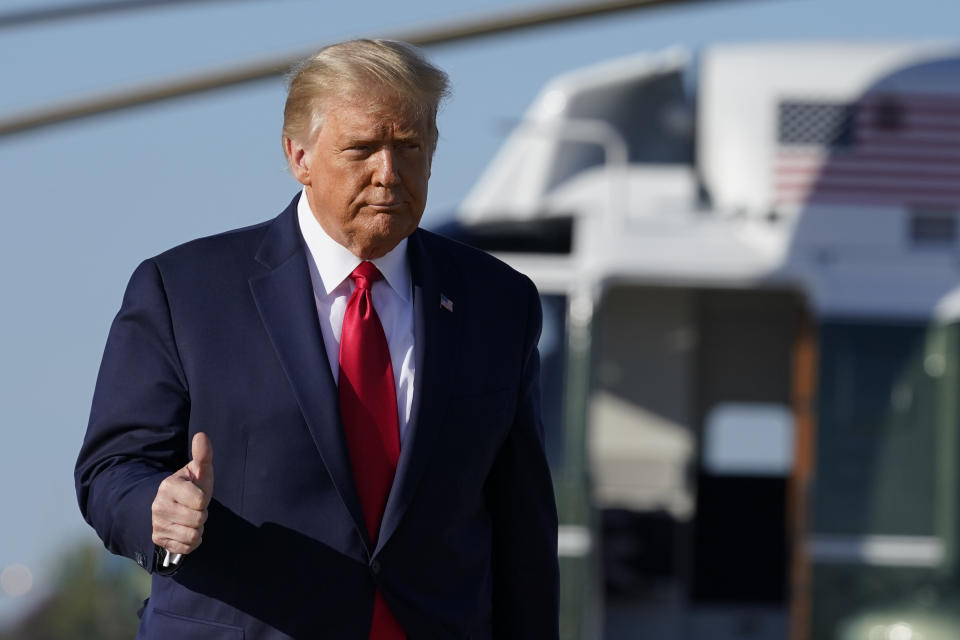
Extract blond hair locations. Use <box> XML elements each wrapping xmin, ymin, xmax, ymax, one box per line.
<box><xmin>282</xmin><ymin>39</ymin><xmax>450</xmax><ymax>155</ymax></box>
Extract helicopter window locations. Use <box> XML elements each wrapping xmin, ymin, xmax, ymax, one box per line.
<box><xmin>910</xmin><ymin>208</ymin><xmax>957</xmax><ymax>247</ymax></box>
<box><xmin>815</xmin><ymin>322</ymin><xmax>939</xmax><ymax>537</ymax></box>
<box><xmin>544</xmin><ymin>69</ymin><xmax>694</xmax><ymax>192</ymax></box>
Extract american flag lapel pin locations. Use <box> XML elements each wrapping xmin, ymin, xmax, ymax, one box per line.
<box><xmin>440</xmin><ymin>294</ymin><xmax>454</xmax><ymax>312</ymax></box>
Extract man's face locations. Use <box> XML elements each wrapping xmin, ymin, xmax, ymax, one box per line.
<box><xmin>286</xmin><ymin>90</ymin><xmax>432</xmax><ymax>259</ymax></box>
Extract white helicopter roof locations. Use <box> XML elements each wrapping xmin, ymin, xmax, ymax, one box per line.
<box><xmin>460</xmin><ymin>41</ymin><xmax>960</xmax><ymax>320</ymax></box>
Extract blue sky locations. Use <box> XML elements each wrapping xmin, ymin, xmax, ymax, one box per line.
<box><xmin>1</xmin><ymin>0</ymin><xmax>958</xmax><ymax>624</ymax></box>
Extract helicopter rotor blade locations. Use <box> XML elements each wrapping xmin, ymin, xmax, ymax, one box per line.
<box><xmin>0</xmin><ymin>0</ymin><xmax>730</xmax><ymax>137</ymax></box>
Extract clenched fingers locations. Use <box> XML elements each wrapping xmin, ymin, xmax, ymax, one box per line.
<box><xmin>153</xmin><ymin>496</ymin><xmax>208</xmax><ymax>528</ymax></box>
<box><xmin>158</xmin><ymin>473</ymin><xmax>210</xmax><ymax>511</ymax></box>
<box><xmin>152</xmin><ymin>471</ymin><xmax>211</xmax><ymax>556</ymax></box>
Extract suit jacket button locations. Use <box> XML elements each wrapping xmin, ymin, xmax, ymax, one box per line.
<box><xmin>370</xmin><ymin>560</ymin><xmax>381</xmax><ymax>575</ymax></box>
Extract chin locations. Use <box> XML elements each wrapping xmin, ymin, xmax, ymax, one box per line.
<box><xmin>376</xmin><ymin>214</ymin><xmax>417</xmax><ymax>237</ymax></box>
<box><xmin>348</xmin><ymin>211</ymin><xmax>417</xmax><ymax>253</ymax></box>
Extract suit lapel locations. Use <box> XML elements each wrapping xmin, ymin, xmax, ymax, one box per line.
<box><xmin>376</xmin><ymin>230</ymin><xmax>462</xmax><ymax>554</ymax></box>
<box><xmin>248</xmin><ymin>198</ymin><xmax>369</xmax><ymax>554</ymax></box>
<box><xmin>247</xmin><ymin>206</ymin><xmax>460</xmax><ymax>556</ymax></box>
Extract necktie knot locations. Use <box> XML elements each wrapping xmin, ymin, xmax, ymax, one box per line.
<box><xmin>350</xmin><ymin>261</ymin><xmax>382</xmax><ymax>290</ymax></box>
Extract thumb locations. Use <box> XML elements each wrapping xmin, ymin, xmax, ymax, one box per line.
<box><xmin>187</xmin><ymin>432</ymin><xmax>214</xmax><ymax>491</ymax></box>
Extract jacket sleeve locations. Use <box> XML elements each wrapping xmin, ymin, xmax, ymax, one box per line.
<box><xmin>75</xmin><ymin>259</ymin><xmax>190</xmax><ymax>574</ymax></box>
<box><xmin>486</xmin><ymin>277</ymin><xmax>560</xmax><ymax>639</ymax></box>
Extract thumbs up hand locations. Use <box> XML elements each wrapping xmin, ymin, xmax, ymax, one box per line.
<box><xmin>152</xmin><ymin>432</ymin><xmax>215</xmax><ymax>557</ymax></box>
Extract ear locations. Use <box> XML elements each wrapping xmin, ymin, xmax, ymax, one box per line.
<box><xmin>284</xmin><ymin>136</ymin><xmax>311</xmax><ymax>185</ymax></box>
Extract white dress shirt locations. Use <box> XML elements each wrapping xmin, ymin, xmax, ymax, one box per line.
<box><xmin>297</xmin><ymin>190</ymin><xmax>417</xmax><ymax>442</ymax></box>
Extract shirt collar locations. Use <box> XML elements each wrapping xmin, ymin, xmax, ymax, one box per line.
<box><xmin>297</xmin><ymin>189</ymin><xmax>411</xmax><ymax>301</ymax></box>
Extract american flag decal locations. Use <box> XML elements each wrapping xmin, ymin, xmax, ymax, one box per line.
<box><xmin>774</xmin><ymin>94</ymin><xmax>960</xmax><ymax>208</ymax></box>
<box><xmin>440</xmin><ymin>294</ymin><xmax>454</xmax><ymax>312</ymax></box>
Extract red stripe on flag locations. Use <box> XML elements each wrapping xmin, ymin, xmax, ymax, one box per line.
<box><xmin>775</xmin><ymin>93</ymin><xmax>960</xmax><ymax>207</ymax></box>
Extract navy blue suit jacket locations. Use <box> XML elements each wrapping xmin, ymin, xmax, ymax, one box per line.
<box><xmin>75</xmin><ymin>195</ymin><xmax>559</xmax><ymax>639</ymax></box>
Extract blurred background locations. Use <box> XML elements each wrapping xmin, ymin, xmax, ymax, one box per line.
<box><xmin>2</xmin><ymin>0</ymin><xmax>960</xmax><ymax>638</ymax></box>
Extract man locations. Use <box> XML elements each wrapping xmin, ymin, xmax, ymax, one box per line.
<box><xmin>75</xmin><ymin>39</ymin><xmax>559</xmax><ymax>639</ymax></box>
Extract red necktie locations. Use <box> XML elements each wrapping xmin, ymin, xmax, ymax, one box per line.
<box><xmin>338</xmin><ymin>261</ymin><xmax>405</xmax><ymax>640</ymax></box>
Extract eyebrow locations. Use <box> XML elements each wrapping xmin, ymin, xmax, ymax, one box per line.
<box><xmin>341</xmin><ymin>131</ymin><xmax>423</xmax><ymax>146</ymax></box>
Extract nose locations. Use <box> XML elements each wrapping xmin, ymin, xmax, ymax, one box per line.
<box><xmin>372</xmin><ymin>147</ymin><xmax>400</xmax><ymax>187</ymax></box>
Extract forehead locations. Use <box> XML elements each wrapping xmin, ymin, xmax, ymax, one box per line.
<box><xmin>322</xmin><ymin>91</ymin><xmax>427</xmax><ymax>137</ymax></box>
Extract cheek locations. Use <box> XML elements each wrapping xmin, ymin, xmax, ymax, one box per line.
<box><xmin>332</xmin><ymin>171</ymin><xmax>369</xmax><ymax>204</ymax></box>
<box><xmin>404</xmin><ymin>164</ymin><xmax>431</xmax><ymax>195</ymax></box>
